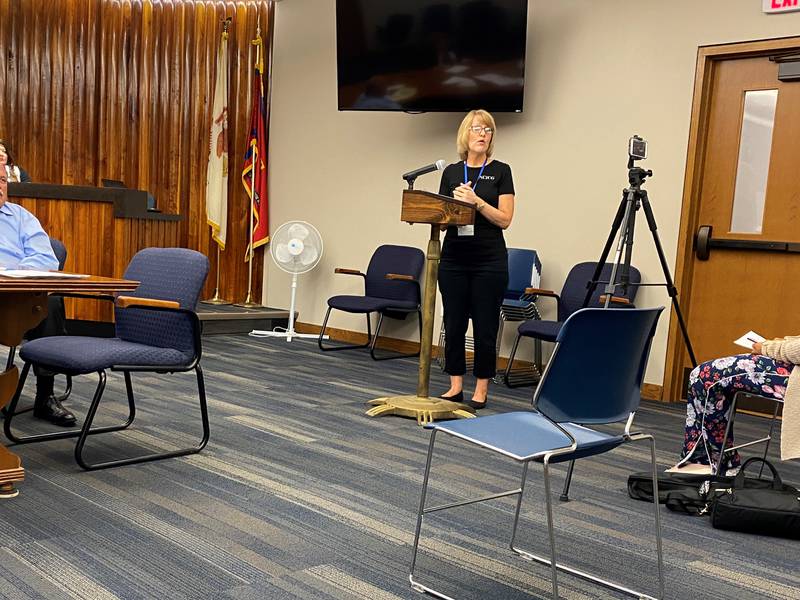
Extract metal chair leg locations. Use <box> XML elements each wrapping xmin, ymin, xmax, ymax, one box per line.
<box><xmin>759</xmin><ymin>401</ymin><xmax>781</xmax><ymax>478</ymax></box>
<box><xmin>4</xmin><ymin>365</ymin><xmax>134</xmax><ymax>444</ymax></box>
<box><xmin>645</xmin><ymin>435</ymin><xmax>665</xmax><ymax>600</ymax></box>
<box><xmin>559</xmin><ymin>460</ymin><xmax>575</xmax><ymax>502</ymax></box>
<box><xmin>409</xmin><ymin>431</ymin><xmax>437</xmax><ymax>595</ymax></box>
<box><xmin>542</xmin><ymin>457</ymin><xmax>560</xmax><ymax>599</ymax></box>
<box><xmin>318</xmin><ymin>307</ymin><xmax>372</xmax><ymax>352</ymax></box>
<box><xmin>509</xmin><ymin>461</ymin><xmax>530</xmax><ymax>549</ymax></box>
<box><xmin>716</xmin><ymin>393</ymin><xmax>738</xmax><ymax>476</ymax></box>
<box><xmin>76</xmin><ymin>365</ymin><xmax>210</xmax><ymax>470</ymax></box>
<box><xmin>370</xmin><ymin>311</ymin><xmax>422</xmax><ymax>361</ymax></box>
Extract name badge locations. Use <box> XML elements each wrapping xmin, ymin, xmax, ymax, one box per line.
<box><xmin>457</xmin><ymin>225</ymin><xmax>474</xmax><ymax>237</ymax></box>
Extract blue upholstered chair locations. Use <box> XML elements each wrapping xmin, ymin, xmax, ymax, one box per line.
<box><xmin>410</xmin><ymin>307</ymin><xmax>665</xmax><ymax>600</ymax></box>
<box><xmin>504</xmin><ymin>261</ymin><xmax>641</xmax><ymax>387</ymax></box>
<box><xmin>318</xmin><ymin>244</ymin><xmax>425</xmax><ymax>360</ymax></box>
<box><xmin>4</xmin><ymin>248</ymin><xmax>210</xmax><ymax>471</ymax></box>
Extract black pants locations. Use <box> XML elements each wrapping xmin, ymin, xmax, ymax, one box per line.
<box><xmin>24</xmin><ymin>296</ymin><xmax>66</xmax><ymax>386</ymax></box>
<box><xmin>439</xmin><ymin>261</ymin><xmax>508</xmax><ymax>379</ymax></box>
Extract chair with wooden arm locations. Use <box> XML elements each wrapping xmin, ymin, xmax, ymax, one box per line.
<box><xmin>318</xmin><ymin>244</ymin><xmax>425</xmax><ymax>361</ymax></box>
<box><xmin>503</xmin><ymin>261</ymin><xmax>641</xmax><ymax>389</ymax></box>
<box><xmin>4</xmin><ymin>247</ymin><xmax>210</xmax><ymax>470</ymax></box>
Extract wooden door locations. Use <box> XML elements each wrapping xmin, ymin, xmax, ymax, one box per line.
<box><xmin>665</xmin><ymin>39</ymin><xmax>800</xmax><ymax>401</ymax></box>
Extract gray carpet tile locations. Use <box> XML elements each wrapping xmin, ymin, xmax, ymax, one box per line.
<box><xmin>0</xmin><ymin>336</ymin><xmax>798</xmax><ymax>600</ymax></box>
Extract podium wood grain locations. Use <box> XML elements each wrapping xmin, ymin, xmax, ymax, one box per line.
<box><xmin>0</xmin><ymin>276</ymin><xmax>138</xmax><ymax>498</ymax></box>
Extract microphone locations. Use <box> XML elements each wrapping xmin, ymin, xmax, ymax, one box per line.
<box><xmin>402</xmin><ymin>159</ymin><xmax>446</xmax><ymax>183</ymax></box>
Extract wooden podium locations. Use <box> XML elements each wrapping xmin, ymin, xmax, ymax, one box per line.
<box><xmin>367</xmin><ymin>190</ymin><xmax>478</xmax><ymax>424</ymax></box>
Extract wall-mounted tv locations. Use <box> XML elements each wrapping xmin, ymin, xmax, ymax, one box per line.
<box><xmin>336</xmin><ymin>0</ymin><xmax>528</xmax><ymax>113</ymax></box>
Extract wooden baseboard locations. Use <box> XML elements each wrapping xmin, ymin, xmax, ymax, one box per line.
<box><xmin>297</xmin><ymin>321</ymin><xmax>666</xmax><ymax>398</ymax></box>
<box><xmin>642</xmin><ymin>383</ymin><xmax>663</xmax><ymax>402</ymax></box>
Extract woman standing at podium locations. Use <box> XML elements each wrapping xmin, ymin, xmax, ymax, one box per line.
<box><xmin>438</xmin><ymin>109</ymin><xmax>515</xmax><ymax>409</ymax></box>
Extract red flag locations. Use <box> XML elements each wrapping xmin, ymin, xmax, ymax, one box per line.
<box><xmin>242</xmin><ymin>33</ymin><xmax>269</xmax><ymax>259</ymax></box>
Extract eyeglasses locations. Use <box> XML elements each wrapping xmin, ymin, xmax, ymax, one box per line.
<box><xmin>469</xmin><ymin>126</ymin><xmax>493</xmax><ymax>135</ymax></box>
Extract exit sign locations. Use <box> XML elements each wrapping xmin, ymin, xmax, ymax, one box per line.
<box><xmin>764</xmin><ymin>0</ymin><xmax>800</xmax><ymax>13</ymax></box>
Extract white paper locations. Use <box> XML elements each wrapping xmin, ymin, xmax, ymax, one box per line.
<box><xmin>0</xmin><ymin>270</ymin><xmax>89</xmax><ymax>279</ymax></box>
<box><xmin>733</xmin><ymin>330</ymin><xmax>765</xmax><ymax>349</ymax></box>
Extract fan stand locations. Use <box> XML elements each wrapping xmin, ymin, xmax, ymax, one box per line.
<box><xmin>250</xmin><ymin>272</ymin><xmax>327</xmax><ymax>341</ymax></box>
<box><xmin>367</xmin><ymin>225</ymin><xmax>475</xmax><ymax>424</ymax></box>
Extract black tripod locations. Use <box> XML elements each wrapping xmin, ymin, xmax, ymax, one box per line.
<box><xmin>558</xmin><ymin>154</ymin><xmax>698</xmax><ymax>502</ymax></box>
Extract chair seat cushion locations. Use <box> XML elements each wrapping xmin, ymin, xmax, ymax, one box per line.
<box><xmin>518</xmin><ymin>320</ymin><xmax>562</xmax><ymax>342</ymax></box>
<box><xmin>428</xmin><ymin>412</ymin><xmax>624</xmax><ymax>462</ymax></box>
<box><xmin>328</xmin><ymin>295</ymin><xmax>418</xmax><ymax>313</ymax></box>
<box><xmin>20</xmin><ymin>336</ymin><xmax>194</xmax><ymax>375</ymax></box>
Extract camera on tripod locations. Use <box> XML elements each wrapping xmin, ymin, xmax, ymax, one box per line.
<box><xmin>628</xmin><ymin>135</ymin><xmax>647</xmax><ymax>160</ymax></box>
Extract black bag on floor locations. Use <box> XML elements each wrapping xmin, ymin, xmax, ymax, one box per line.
<box><xmin>627</xmin><ymin>470</ymin><xmax>729</xmax><ymax>504</ymax></box>
<box><xmin>709</xmin><ymin>457</ymin><xmax>800</xmax><ymax>539</ymax></box>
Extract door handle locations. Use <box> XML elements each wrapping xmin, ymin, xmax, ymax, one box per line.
<box><xmin>695</xmin><ymin>225</ymin><xmax>800</xmax><ymax>260</ymax></box>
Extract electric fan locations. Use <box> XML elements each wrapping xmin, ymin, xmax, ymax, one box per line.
<box><xmin>249</xmin><ymin>221</ymin><xmax>326</xmax><ymax>342</ymax></box>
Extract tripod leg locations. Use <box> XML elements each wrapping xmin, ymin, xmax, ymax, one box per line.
<box><xmin>583</xmin><ymin>192</ymin><xmax>628</xmax><ymax>308</ymax></box>
<box><xmin>602</xmin><ymin>190</ymin><xmax>638</xmax><ymax>308</ymax></box>
<box><xmin>640</xmin><ymin>194</ymin><xmax>698</xmax><ymax>367</ymax></box>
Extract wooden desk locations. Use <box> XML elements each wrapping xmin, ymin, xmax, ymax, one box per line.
<box><xmin>0</xmin><ymin>275</ymin><xmax>139</xmax><ymax>498</ymax></box>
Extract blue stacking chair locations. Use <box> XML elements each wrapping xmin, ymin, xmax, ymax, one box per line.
<box><xmin>410</xmin><ymin>307</ymin><xmax>665</xmax><ymax>600</ymax></box>
<box><xmin>4</xmin><ymin>248</ymin><xmax>210</xmax><ymax>471</ymax></box>
<box><xmin>495</xmin><ymin>247</ymin><xmax>542</xmax><ymax>386</ymax></box>
<box><xmin>318</xmin><ymin>244</ymin><xmax>425</xmax><ymax>360</ymax></box>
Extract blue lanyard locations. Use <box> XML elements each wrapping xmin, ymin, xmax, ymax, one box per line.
<box><xmin>463</xmin><ymin>158</ymin><xmax>487</xmax><ymax>194</ymax></box>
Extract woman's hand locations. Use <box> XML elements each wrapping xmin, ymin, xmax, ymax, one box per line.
<box><xmin>752</xmin><ymin>342</ymin><xmax>763</xmax><ymax>355</ymax></box>
<box><xmin>453</xmin><ymin>181</ymin><xmax>482</xmax><ymax>207</ymax></box>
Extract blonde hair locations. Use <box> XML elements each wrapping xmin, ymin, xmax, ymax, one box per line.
<box><xmin>456</xmin><ymin>109</ymin><xmax>496</xmax><ymax>160</ymax></box>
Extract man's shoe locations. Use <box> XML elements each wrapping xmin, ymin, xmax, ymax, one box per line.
<box><xmin>33</xmin><ymin>395</ymin><xmax>77</xmax><ymax>427</ymax></box>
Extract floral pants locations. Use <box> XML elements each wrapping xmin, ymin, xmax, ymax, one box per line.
<box><xmin>679</xmin><ymin>354</ymin><xmax>792</xmax><ymax>473</ymax></box>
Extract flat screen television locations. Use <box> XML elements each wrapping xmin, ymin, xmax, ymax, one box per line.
<box><xmin>336</xmin><ymin>0</ymin><xmax>528</xmax><ymax>112</ymax></box>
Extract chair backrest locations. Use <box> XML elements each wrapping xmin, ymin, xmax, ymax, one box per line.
<box><xmin>115</xmin><ymin>248</ymin><xmax>209</xmax><ymax>352</ymax></box>
<box><xmin>364</xmin><ymin>244</ymin><xmax>425</xmax><ymax>304</ymax></box>
<box><xmin>558</xmin><ymin>262</ymin><xmax>641</xmax><ymax>322</ymax></box>
<box><xmin>534</xmin><ymin>307</ymin><xmax>663</xmax><ymax>424</ymax></box>
<box><xmin>49</xmin><ymin>238</ymin><xmax>67</xmax><ymax>270</ymax></box>
<box><xmin>505</xmin><ymin>247</ymin><xmax>541</xmax><ymax>300</ymax></box>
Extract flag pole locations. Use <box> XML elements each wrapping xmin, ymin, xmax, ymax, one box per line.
<box><xmin>202</xmin><ymin>17</ymin><xmax>232</xmax><ymax>306</ymax></box>
<box><xmin>235</xmin><ymin>17</ymin><xmax>263</xmax><ymax>309</ymax></box>
<box><xmin>201</xmin><ymin>246</ymin><xmax>230</xmax><ymax>305</ymax></box>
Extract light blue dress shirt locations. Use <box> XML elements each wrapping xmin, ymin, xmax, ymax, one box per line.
<box><xmin>0</xmin><ymin>201</ymin><xmax>59</xmax><ymax>270</ymax></box>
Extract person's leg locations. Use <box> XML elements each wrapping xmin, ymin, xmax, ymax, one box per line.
<box><xmin>679</xmin><ymin>354</ymin><xmax>789</xmax><ymax>473</ymax></box>
<box><xmin>469</xmin><ymin>266</ymin><xmax>508</xmax><ymax>405</ymax></box>
<box><xmin>26</xmin><ymin>296</ymin><xmax>75</xmax><ymax>426</ymax></box>
<box><xmin>438</xmin><ymin>263</ymin><xmax>470</xmax><ymax>397</ymax></box>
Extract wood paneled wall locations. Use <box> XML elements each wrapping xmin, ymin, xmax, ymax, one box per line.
<box><xmin>0</xmin><ymin>0</ymin><xmax>273</xmax><ymax>304</ymax></box>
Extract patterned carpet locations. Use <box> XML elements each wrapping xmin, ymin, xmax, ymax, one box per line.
<box><xmin>1</xmin><ymin>335</ymin><xmax>798</xmax><ymax>600</ymax></box>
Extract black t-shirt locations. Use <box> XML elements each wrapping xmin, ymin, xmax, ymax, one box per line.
<box><xmin>438</xmin><ymin>159</ymin><xmax>515</xmax><ymax>265</ymax></box>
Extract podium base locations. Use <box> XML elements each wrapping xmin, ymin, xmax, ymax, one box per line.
<box><xmin>366</xmin><ymin>395</ymin><xmax>476</xmax><ymax>425</ymax></box>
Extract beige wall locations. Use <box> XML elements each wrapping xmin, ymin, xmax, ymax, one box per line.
<box><xmin>266</xmin><ymin>0</ymin><xmax>800</xmax><ymax>392</ymax></box>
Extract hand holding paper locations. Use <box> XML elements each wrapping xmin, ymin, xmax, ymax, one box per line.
<box><xmin>733</xmin><ymin>330</ymin><xmax>765</xmax><ymax>350</ymax></box>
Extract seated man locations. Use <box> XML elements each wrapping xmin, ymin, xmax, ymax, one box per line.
<box><xmin>0</xmin><ymin>164</ymin><xmax>76</xmax><ymax>426</ymax></box>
